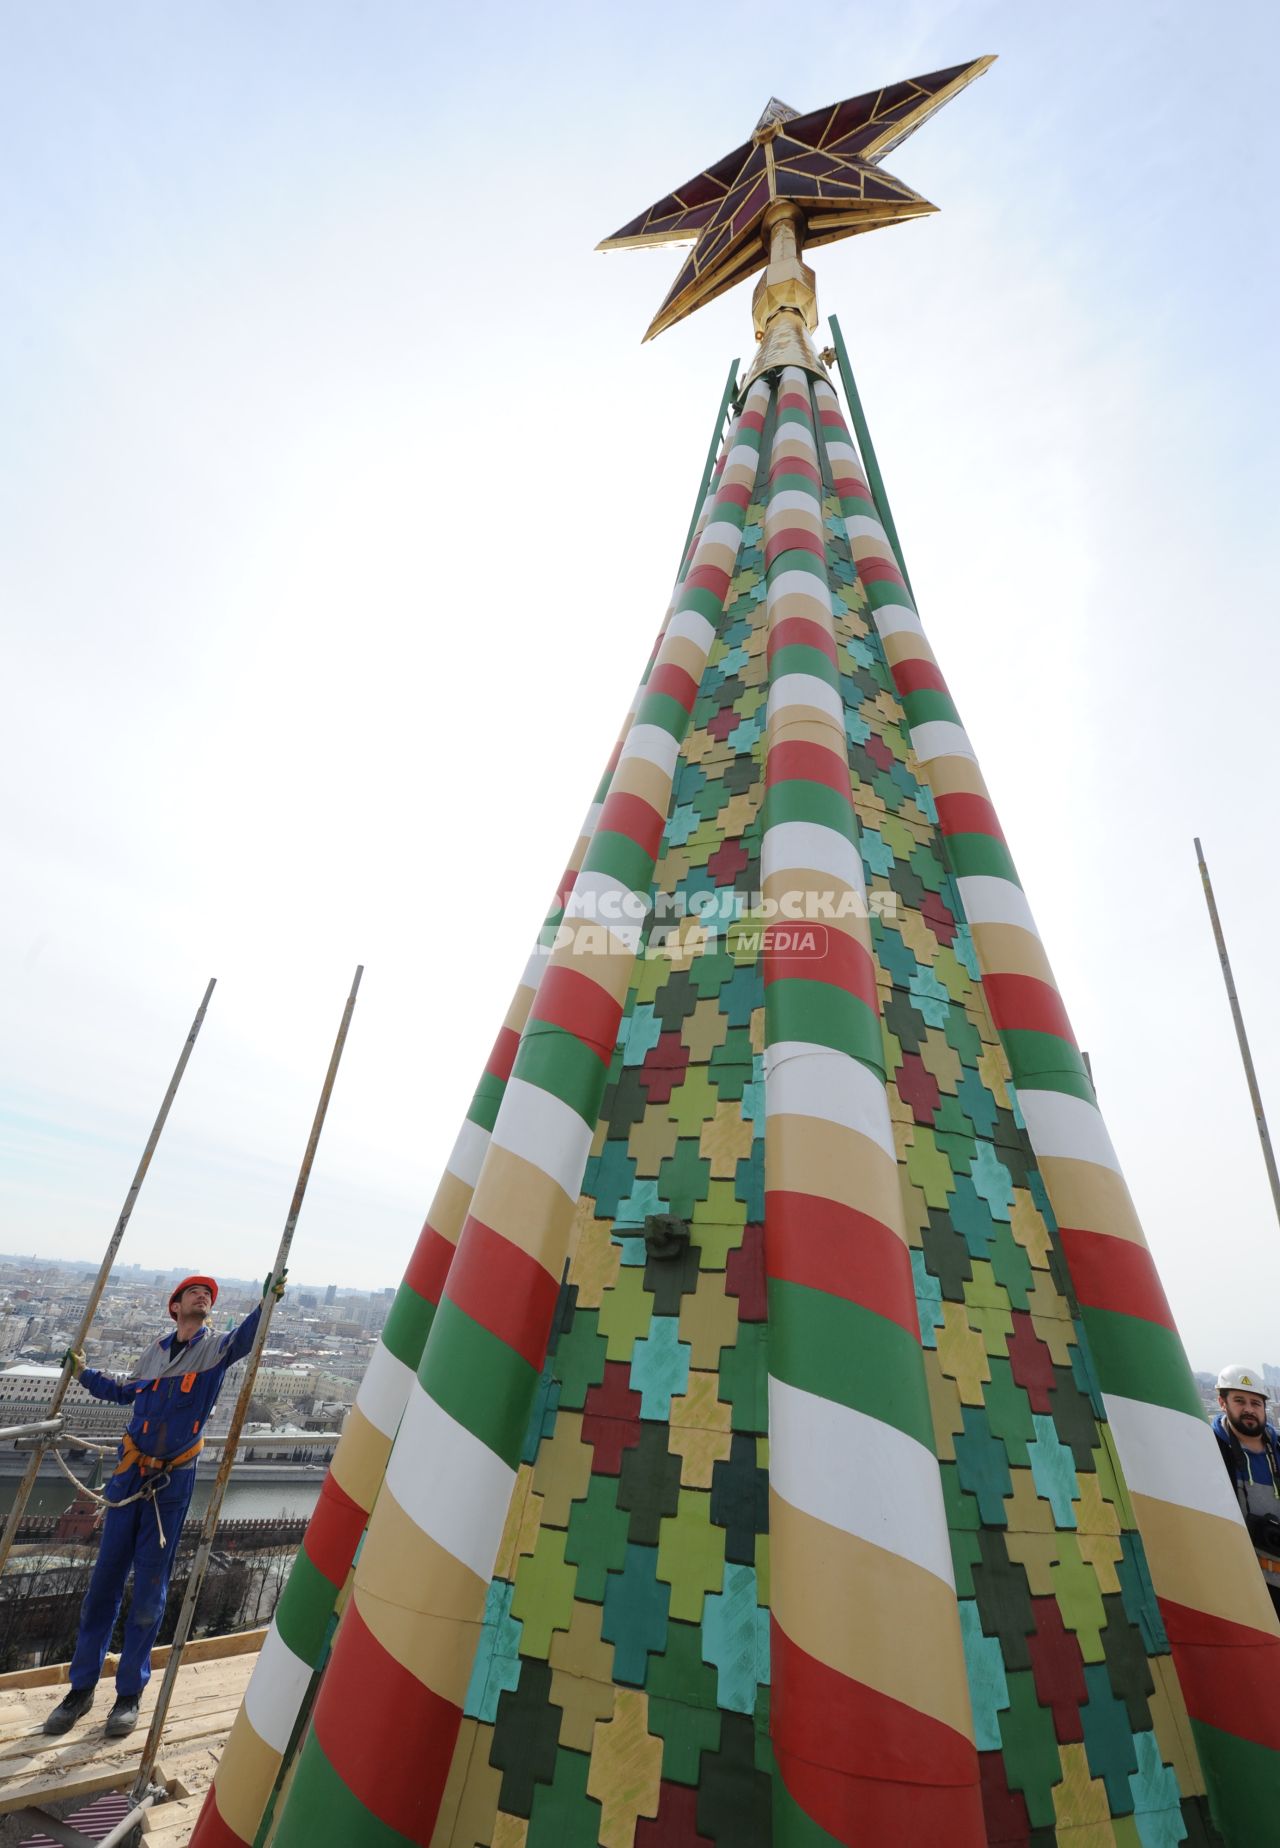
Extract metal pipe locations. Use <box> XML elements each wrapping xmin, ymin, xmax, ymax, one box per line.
<box><xmin>96</xmin><ymin>1794</ymin><xmax>157</xmax><ymax>1848</ymax></box>
<box><xmin>0</xmin><ymin>1418</ymin><xmax>64</xmax><ymax>1443</ymax></box>
<box><xmin>683</xmin><ymin>357</ymin><xmax>741</xmax><ymax>558</ymax></box>
<box><xmin>827</xmin><ymin>313</ymin><xmax>915</xmax><ymax>601</ymax></box>
<box><xmin>1195</xmin><ymin>838</ymin><xmax>1280</xmax><ymax>1233</ymax></box>
<box><xmin>130</xmin><ymin>965</ymin><xmax>363</xmax><ymax>1800</ymax></box>
<box><xmin>0</xmin><ymin>978</ymin><xmax>217</xmax><ymax>1580</ymax></box>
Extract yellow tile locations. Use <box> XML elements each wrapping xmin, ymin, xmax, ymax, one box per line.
<box><xmin>700</xmin><ymin>1100</ymin><xmax>754</xmax><ymax>1177</ymax></box>
<box><xmin>935</xmin><ymin>1300</ymin><xmax>992</xmax><ymax>1405</ymax></box>
<box><xmin>678</xmin><ymin>1267</ymin><xmax>740</xmax><ymax>1369</ymax></box>
<box><xmin>588</xmin><ymin>1689</ymin><xmax>663</xmax><ymax>1848</ymax></box>
<box><xmin>1051</xmin><ymin>1741</ymin><xmax>1115</xmax><ymax>1840</ymax></box>
<box><xmin>532</xmin><ymin>1411</ymin><xmax>594</xmax><ymax>1527</ymax></box>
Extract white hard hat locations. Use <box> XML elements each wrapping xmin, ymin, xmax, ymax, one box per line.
<box><xmin>1217</xmin><ymin>1364</ymin><xmax>1269</xmax><ymax>1397</ymax></box>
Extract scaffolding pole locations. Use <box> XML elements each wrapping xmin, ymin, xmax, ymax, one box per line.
<box><xmin>1195</xmin><ymin>837</ymin><xmax>1280</xmax><ymax>1236</ymax></box>
<box><xmin>0</xmin><ymin>978</ymin><xmax>216</xmax><ymax>1581</ymax></box>
<box><xmin>130</xmin><ymin>965</ymin><xmax>363</xmax><ymax>1803</ymax></box>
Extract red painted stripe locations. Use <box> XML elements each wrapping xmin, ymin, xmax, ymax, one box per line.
<box><xmin>740</xmin><ymin>409</ymin><xmax>766</xmax><ymax>433</ymax></box>
<box><xmin>1161</xmin><ymin>1598</ymin><xmax>1280</xmax><ymax>1752</ymax></box>
<box><xmin>312</xmin><ymin>1601</ymin><xmax>460</xmax><ymax>1841</ymax></box>
<box><xmin>444</xmin><ymin>1217</ymin><xmax>559</xmax><ymax>1371</ymax></box>
<box><xmin>836</xmin><ymin>481</ymin><xmax>876</xmax><ymax>506</ymax></box>
<box><xmin>767</xmin><ymin>739</ymin><xmax>850</xmax><ymax>797</ymax></box>
<box><xmin>771</xmin><ymin>1621</ymin><xmax>984</xmax><ymax>1847</ymax></box>
<box><xmin>595</xmin><ymin>789</ymin><xmax>667</xmax><ymax>862</ymax></box>
<box><xmin>768</xmin><ymin>616</ymin><xmax>838</xmax><ymax>666</ymax></box>
<box><xmin>765</xmin><ymin>527</ymin><xmax>825</xmax><ymax>570</ymax></box>
<box><xmin>889</xmin><ymin>656</ymin><xmax>948</xmax><ymax>697</ymax></box>
<box><xmin>768</xmin><ymin>453</ymin><xmax>821</xmax><ymax>487</ymax></box>
<box><xmin>766</xmin><ymin>1189</ymin><xmax>917</xmax><ymax>1335</ymax></box>
<box><xmin>778</xmin><ymin>387</ymin><xmax>811</xmax><ymax>412</ymax></box>
<box><xmin>405</xmin><ymin>1223</ymin><xmax>455</xmax><ymax>1308</ymax></box>
<box><xmin>1058</xmin><ymin>1226</ymin><xmax>1178</xmax><ymax>1331</ymax></box>
<box><xmin>530</xmin><ymin>961</ymin><xmax>622</xmax><ymax>1058</ymax></box>
<box><xmin>485</xmin><ymin>1024</ymin><xmax>519</xmax><ymax>1083</ymax></box>
<box><xmin>817</xmin><ymin>408</ymin><xmax>843</xmax><ymax>428</ymax></box>
<box><xmin>856</xmin><ymin>555</ymin><xmax>906</xmax><ymax>587</ymax></box>
<box><xmin>304</xmin><ymin>1471</ymin><xmax>370</xmax><ymax>1587</ymax></box>
<box><xmin>717</xmin><ymin>482</ymin><xmax>752</xmax><ymax>510</ymax></box>
<box><xmin>934</xmin><ymin>792</ymin><xmax>1005</xmax><ymax>844</ymax></box>
<box><xmin>764</xmin><ymin>926</ymin><xmax>876</xmax><ymax>1010</ymax></box>
<box><xmin>983</xmin><ymin>972</ymin><xmax>1077</xmax><ymax>1045</ymax></box>
<box><xmin>188</xmin><ymin>1788</ymin><xmax>247</xmax><ymax>1848</ymax></box>
<box><xmin>684</xmin><ymin>561</ymin><xmax>731</xmax><ymax>601</ymax></box>
<box><xmin>646</xmin><ymin>661</ymin><xmax>700</xmax><ymax>712</ymax></box>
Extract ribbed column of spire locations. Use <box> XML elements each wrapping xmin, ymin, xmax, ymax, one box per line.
<box><xmin>192</xmin><ymin>445</ymin><xmax>737</xmax><ymax>1848</ymax></box>
<box><xmin>261</xmin><ymin>385</ymin><xmax>768</xmax><ymax>1846</ymax></box>
<box><xmin>760</xmin><ymin>367</ymin><xmax>983</xmax><ymax>1843</ymax></box>
<box><xmin>812</xmin><ymin>373</ymin><xmax>1280</xmax><ymax>1842</ymax></box>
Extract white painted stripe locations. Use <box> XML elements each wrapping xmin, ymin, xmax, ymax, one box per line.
<box><xmin>243</xmin><ymin>1621</ymin><xmax>315</xmax><ymax>1754</ymax></box>
<box><xmin>697</xmin><ymin>519</ymin><xmax>745</xmax><ymax>556</ymax></box>
<box><xmin>665</xmin><ymin>608</ymin><xmax>716</xmax><ymax>654</ymax></box>
<box><xmin>725</xmin><ymin>443</ymin><xmax>761</xmax><ymax>476</ymax></box>
<box><xmin>768</xmin><ymin>490</ymin><xmax>822</xmax><ymax>520</ymax></box>
<box><xmin>955</xmin><ymin>874</ymin><xmax>1040</xmax><ymax>936</ymax></box>
<box><xmin>774</xmin><ymin>423</ymin><xmax>818</xmax><ymax>452</ymax></box>
<box><xmin>491</xmin><ymin>1076</ymin><xmax>594</xmax><ymax>1200</ymax></box>
<box><xmin>767</xmin><ymin>569</ymin><xmax>830</xmax><ymax>610</ymax></box>
<box><xmin>769</xmin><ymin>1378</ymin><xmax>955</xmax><ymax>1587</ymax></box>
<box><xmin>619</xmin><ymin>722</ymin><xmax>681</xmax><ymax>778</ymax></box>
<box><xmin>446</xmin><ymin>1116</ymin><xmax>490</xmax><ymax>1188</ymax></box>
<box><xmin>767</xmin><ymin>672</ymin><xmax>843</xmax><ymax>726</ymax></box>
<box><xmin>870</xmin><ymin>604</ymin><xmax>925</xmax><ymax>640</ymax></box>
<box><xmin>561</xmin><ymin>872</ymin><xmax>646</xmax><ymax>955</ymax></box>
<box><xmin>1103</xmin><ymin>1394</ymin><xmax>1246</xmax><ymax>1527</ymax></box>
<box><xmin>765</xmin><ymin>1042</ymin><xmax>895</xmax><ymax>1158</ymax></box>
<box><xmin>844</xmin><ymin>518</ymin><xmax>891</xmax><ymax>549</ymax></box>
<box><xmin>576</xmin><ymin>800</ymin><xmax>602</xmax><ymax>842</ymax></box>
<box><xmin>762</xmin><ymin>820</ymin><xmax>864</xmax><ymax>894</ymax></box>
<box><xmin>1017</xmin><ymin>1089</ymin><xmax>1119</xmax><ymax>1171</ymax></box>
<box><xmin>824</xmin><ymin>442</ymin><xmax>859</xmax><ymax>468</ymax></box>
<box><xmin>386</xmin><ymin>1384</ymin><xmax>516</xmax><ymax>1582</ymax></box>
<box><xmin>519</xmin><ymin>945</ymin><xmax>548</xmax><ymax>991</ymax></box>
<box><xmin>907</xmin><ymin>719</ymin><xmax>976</xmax><ymax>764</ymax></box>
<box><xmin>355</xmin><ymin>1338</ymin><xmax>417</xmax><ymax>1438</ymax></box>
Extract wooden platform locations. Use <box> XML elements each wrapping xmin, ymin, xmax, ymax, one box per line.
<box><xmin>0</xmin><ymin>1630</ymin><xmax>261</xmax><ymax>1841</ymax></box>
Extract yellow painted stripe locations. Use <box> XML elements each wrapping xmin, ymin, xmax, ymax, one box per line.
<box><xmin>328</xmin><ymin>1405</ymin><xmax>394</xmax><ymax>1514</ymax></box>
<box><xmin>969</xmin><ymin>922</ymin><xmax>1058</xmax><ymax>987</ymax></box>
<box><xmin>878</xmin><ymin>631</ymin><xmax>935</xmax><ymax>668</ymax></box>
<box><xmin>770</xmin><ymin>1491</ymin><xmax>974</xmax><ymax>1743</ymax></box>
<box><xmin>211</xmin><ymin>1704</ymin><xmax>287</xmax><ymax>1839</ymax></box>
<box><xmin>468</xmin><ymin>1142</ymin><xmax>578</xmax><ymax>1275</ymax></box>
<box><xmin>353</xmin><ymin>1578</ymin><xmax>484</xmax><ymax>1710</ymax></box>
<box><xmin>915</xmin><ymin>754</ymin><xmax>990</xmax><ymax>800</ymax></box>
<box><xmin>424</xmin><ymin>1170</ymin><xmax>471</xmax><ymax>1247</ymax></box>
<box><xmin>1129</xmin><ymin>1491</ymin><xmax>1280</xmax><ymax>1632</ymax></box>
<box><xmin>546</xmin><ymin>921</ymin><xmax>638</xmax><ymax>1007</ymax></box>
<box><xmin>1035</xmin><ymin>1156</ymin><xmax>1146</xmax><ymax>1246</ymax></box>
<box><xmin>765</xmin><ymin>1113</ymin><xmax>902</xmax><ymax>1233</ymax></box>
<box><xmin>601</xmin><ymin>752</ymin><xmax>681</xmax><ymax>817</ymax></box>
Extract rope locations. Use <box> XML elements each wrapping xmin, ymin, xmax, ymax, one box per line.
<box><xmin>48</xmin><ymin>1443</ymin><xmax>175</xmax><ymax>1548</ymax></box>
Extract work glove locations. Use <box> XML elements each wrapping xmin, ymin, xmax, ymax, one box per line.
<box><xmin>262</xmin><ymin>1268</ymin><xmax>287</xmax><ymax>1303</ymax></box>
<box><xmin>62</xmin><ymin>1348</ymin><xmax>85</xmax><ymax>1377</ymax></box>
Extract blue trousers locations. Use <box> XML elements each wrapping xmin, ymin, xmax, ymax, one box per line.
<box><xmin>68</xmin><ymin>1464</ymin><xmax>197</xmax><ymax>1697</ymax></box>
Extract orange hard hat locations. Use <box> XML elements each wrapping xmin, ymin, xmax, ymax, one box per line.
<box><xmin>169</xmin><ymin>1275</ymin><xmax>218</xmax><ymax>1318</ymax></box>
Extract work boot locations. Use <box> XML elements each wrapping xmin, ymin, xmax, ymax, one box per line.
<box><xmin>43</xmin><ymin>1684</ymin><xmax>95</xmax><ymax>1735</ymax></box>
<box><xmin>105</xmin><ymin>1693</ymin><xmax>140</xmax><ymax>1738</ymax></box>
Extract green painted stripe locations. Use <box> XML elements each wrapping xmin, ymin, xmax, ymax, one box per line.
<box><xmin>768</xmin><ymin>1279</ymin><xmax>934</xmax><ymax>1451</ymax></box>
<box><xmin>634</xmin><ymin>688</ymin><xmax>690</xmax><ymax>738</ymax></box>
<box><xmin>511</xmin><ymin>1021</ymin><xmax>608</xmax><ymax>1128</ymax></box>
<box><xmin>466</xmin><ymin>1073</ymin><xmax>504</xmax><ymax>1133</ymax></box>
<box><xmin>421</xmin><ymin>1297</ymin><xmax>537</xmax><ymax>1470</ymax></box>
<box><xmin>380</xmin><ymin>1284</ymin><xmax>435</xmax><ymax>1370</ymax></box>
<box><xmin>582</xmin><ymin>827</ymin><xmax>654</xmax><ymax>897</ymax></box>
<box><xmin>865</xmin><ymin>579</ymin><xmax>915</xmax><ymax>612</ymax></box>
<box><xmin>770</xmin><ymin>642</ymin><xmax>839</xmax><ymax>685</ymax></box>
<box><xmin>765</xmin><ymin>979</ymin><xmax>883</xmax><ymax>1074</ymax></box>
<box><xmin>769</xmin><ymin>1737</ymin><xmax>844</xmax><ymax>1847</ymax></box>
<box><xmin>274</xmin><ymin>1550</ymin><xmax>341</xmax><ymax>1667</ymax></box>
<box><xmin>766</xmin><ymin>545</ymin><xmax>826</xmax><ymax>581</ymax></box>
<box><xmin>1080</xmin><ymin>1308</ymin><xmax>1204</xmax><ymax>1421</ymax></box>
<box><xmin>270</xmin><ymin>1732</ymin><xmax>417</xmax><ymax>1848</ymax></box>
<box><xmin>1189</xmin><ymin>1717</ymin><xmax>1280</xmax><ymax>1841</ymax></box>
<box><xmin>900</xmin><ymin>687</ymin><xmax>961</xmax><ymax>730</ymax></box>
<box><xmin>945</xmin><ymin>831</ymin><xmax>1021</xmax><ymax>885</ymax></box>
<box><xmin>1010</xmin><ymin>1063</ymin><xmax>1096</xmax><ymax>1105</ymax></box>
<box><xmin>763</xmin><ymin>779</ymin><xmax>853</xmax><ymax>838</ymax></box>
<box><xmin>1002</xmin><ymin>1028</ymin><xmax>1093</xmax><ymax>1093</ymax></box>
<box><xmin>678</xmin><ymin>583</ymin><xmax>732</xmax><ymax>624</ymax></box>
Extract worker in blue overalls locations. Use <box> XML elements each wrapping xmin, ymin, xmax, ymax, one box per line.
<box><xmin>43</xmin><ymin>1271</ymin><xmax>283</xmax><ymax>1739</ymax></box>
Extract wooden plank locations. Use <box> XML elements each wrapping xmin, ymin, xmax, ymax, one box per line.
<box><xmin>0</xmin><ymin>1626</ymin><xmax>265</xmax><ymax>1692</ymax></box>
<box><xmin>143</xmin><ymin>1793</ymin><xmax>204</xmax><ymax>1845</ymax></box>
<box><xmin>0</xmin><ymin>1652</ymin><xmax>253</xmax><ymax>1814</ymax></box>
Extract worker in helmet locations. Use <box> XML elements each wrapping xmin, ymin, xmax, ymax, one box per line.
<box><xmin>1212</xmin><ymin>1364</ymin><xmax>1280</xmax><ymax>1617</ymax></box>
<box><xmin>43</xmin><ymin>1271</ymin><xmax>284</xmax><ymax>1740</ymax></box>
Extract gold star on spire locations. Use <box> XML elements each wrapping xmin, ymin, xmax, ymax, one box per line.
<box><xmin>599</xmin><ymin>57</ymin><xmax>995</xmax><ymax>345</ymax></box>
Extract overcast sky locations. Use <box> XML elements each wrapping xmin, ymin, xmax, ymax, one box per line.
<box><xmin>2</xmin><ymin>1</ymin><xmax>1277</xmax><ymax>1370</ymax></box>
